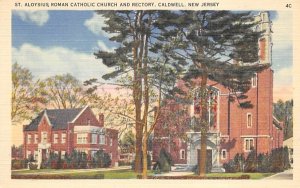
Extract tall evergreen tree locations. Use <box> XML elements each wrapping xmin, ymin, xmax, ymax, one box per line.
<box><xmin>93</xmin><ymin>10</ymin><xmax>185</xmax><ymax>177</ymax></box>
<box><xmin>160</xmin><ymin>11</ymin><xmax>269</xmax><ymax>177</ymax></box>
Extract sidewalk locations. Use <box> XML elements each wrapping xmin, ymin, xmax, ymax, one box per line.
<box><xmin>264</xmin><ymin>169</ymin><xmax>293</xmax><ymax>180</ymax></box>
<box><xmin>155</xmin><ymin>171</ymin><xmax>194</xmax><ymax>177</ymax></box>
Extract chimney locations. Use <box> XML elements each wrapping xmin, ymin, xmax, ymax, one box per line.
<box><xmin>99</xmin><ymin>113</ymin><xmax>104</xmax><ymax>127</ymax></box>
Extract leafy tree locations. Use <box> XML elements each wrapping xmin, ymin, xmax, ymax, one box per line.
<box><xmin>120</xmin><ymin>130</ymin><xmax>135</xmax><ymax>152</ymax></box>
<box><xmin>161</xmin><ymin>11</ymin><xmax>269</xmax><ymax>176</ymax></box>
<box><xmin>92</xmin><ymin>10</ymin><xmax>185</xmax><ymax>178</ymax></box>
<box><xmin>42</xmin><ymin>73</ymin><xmax>96</xmax><ymax>109</ymax></box>
<box><xmin>12</xmin><ymin>63</ymin><xmax>46</xmax><ymax>124</ymax></box>
<box><xmin>273</xmin><ymin>99</ymin><xmax>293</xmax><ymax>139</ymax></box>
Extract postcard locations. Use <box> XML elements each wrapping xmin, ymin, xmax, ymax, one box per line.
<box><xmin>0</xmin><ymin>0</ymin><xmax>299</xmax><ymax>187</ymax></box>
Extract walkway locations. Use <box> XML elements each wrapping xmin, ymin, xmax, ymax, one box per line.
<box><xmin>155</xmin><ymin>171</ymin><xmax>194</xmax><ymax>176</ymax></box>
<box><xmin>264</xmin><ymin>169</ymin><xmax>293</xmax><ymax>180</ymax></box>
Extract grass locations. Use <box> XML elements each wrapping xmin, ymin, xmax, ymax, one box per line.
<box><xmin>206</xmin><ymin>172</ymin><xmax>275</xmax><ymax>179</ymax></box>
<box><xmin>12</xmin><ymin>169</ymin><xmax>154</xmax><ymax>179</ymax></box>
<box><xmin>12</xmin><ymin>168</ymin><xmax>274</xmax><ymax>179</ymax></box>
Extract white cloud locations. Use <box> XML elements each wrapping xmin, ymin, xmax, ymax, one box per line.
<box><xmin>13</xmin><ymin>11</ymin><xmax>49</xmax><ymax>26</ymax></box>
<box><xmin>84</xmin><ymin>13</ymin><xmax>116</xmax><ymax>38</ymax></box>
<box><xmin>97</xmin><ymin>41</ymin><xmax>115</xmax><ymax>52</ymax></box>
<box><xmin>272</xmin><ymin>11</ymin><xmax>293</xmax><ymax>50</ymax></box>
<box><xmin>12</xmin><ymin>43</ymin><xmax>113</xmax><ymax>82</ymax></box>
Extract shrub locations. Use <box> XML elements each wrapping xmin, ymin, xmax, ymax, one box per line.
<box><xmin>269</xmin><ymin>147</ymin><xmax>290</xmax><ymax>172</ymax></box>
<box><xmin>28</xmin><ymin>162</ymin><xmax>38</xmax><ymax>170</ymax></box>
<box><xmin>257</xmin><ymin>153</ymin><xmax>270</xmax><ymax>172</ymax></box>
<box><xmin>11</xmin><ymin>159</ymin><xmax>28</xmax><ymax>170</ymax></box>
<box><xmin>118</xmin><ymin>160</ymin><xmax>131</xmax><ymax>166</ymax></box>
<box><xmin>157</xmin><ymin>148</ymin><xmax>172</xmax><ymax>172</ymax></box>
<box><xmin>223</xmin><ymin>153</ymin><xmax>245</xmax><ymax>173</ymax></box>
<box><xmin>91</xmin><ymin>150</ymin><xmax>111</xmax><ymax>168</ymax></box>
<box><xmin>244</xmin><ymin>149</ymin><xmax>257</xmax><ymax>172</ymax></box>
<box><xmin>223</xmin><ymin>160</ymin><xmax>238</xmax><ymax>173</ymax></box>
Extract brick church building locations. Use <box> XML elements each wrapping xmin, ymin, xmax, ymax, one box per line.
<box><xmin>152</xmin><ymin>12</ymin><xmax>283</xmax><ymax>172</ymax></box>
<box><xmin>23</xmin><ymin>106</ymin><xmax>119</xmax><ymax>168</ymax></box>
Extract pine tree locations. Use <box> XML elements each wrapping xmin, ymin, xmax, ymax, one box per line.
<box><xmin>93</xmin><ymin>10</ymin><xmax>186</xmax><ymax>177</ymax></box>
<box><xmin>160</xmin><ymin>11</ymin><xmax>270</xmax><ymax>177</ymax></box>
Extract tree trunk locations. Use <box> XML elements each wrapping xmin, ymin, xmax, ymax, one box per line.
<box><xmin>199</xmin><ymin>131</ymin><xmax>207</xmax><ymax>176</ymax></box>
<box><xmin>198</xmin><ymin>69</ymin><xmax>208</xmax><ymax>177</ymax></box>
<box><xmin>142</xmin><ymin>134</ymin><xmax>148</xmax><ymax>179</ymax></box>
<box><xmin>135</xmin><ymin>123</ymin><xmax>143</xmax><ymax>173</ymax></box>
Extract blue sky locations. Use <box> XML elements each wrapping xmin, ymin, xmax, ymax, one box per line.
<box><xmin>12</xmin><ymin>10</ymin><xmax>293</xmax><ymax>101</ymax></box>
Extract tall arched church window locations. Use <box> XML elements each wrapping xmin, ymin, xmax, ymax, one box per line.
<box><xmin>193</xmin><ymin>87</ymin><xmax>218</xmax><ymax>128</ymax></box>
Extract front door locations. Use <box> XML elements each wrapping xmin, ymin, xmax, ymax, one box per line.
<box><xmin>197</xmin><ymin>149</ymin><xmax>212</xmax><ymax>173</ymax></box>
<box><xmin>42</xmin><ymin>149</ymin><xmax>47</xmax><ymax>161</ymax></box>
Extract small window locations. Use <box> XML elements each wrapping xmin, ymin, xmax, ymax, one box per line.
<box><xmin>252</xmin><ymin>74</ymin><xmax>257</xmax><ymax>88</ymax></box>
<box><xmin>180</xmin><ymin>149</ymin><xmax>185</xmax><ymax>160</ymax></box>
<box><xmin>61</xmin><ymin>133</ymin><xmax>66</xmax><ymax>144</ymax></box>
<box><xmin>34</xmin><ymin>150</ymin><xmax>38</xmax><ymax>160</ymax></box>
<box><xmin>91</xmin><ymin>150</ymin><xmax>97</xmax><ymax>158</ymax></box>
<box><xmin>34</xmin><ymin>134</ymin><xmax>38</xmax><ymax>144</ymax></box>
<box><xmin>42</xmin><ymin>132</ymin><xmax>47</xmax><ymax>143</ymax></box>
<box><xmin>91</xmin><ymin>134</ymin><xmax>97</xmax><ymax>144</ymax></box>
<box><xmin>61</xmin><ymin>151</ymin><xmax>66</xmax><ymax>159</ymax></box>
<box><xmin>26</xmin><ymin>150</ymin><xmax>32</xmax><ymax>159</ymax></box>
<box><xmin>53</xmin><ymin>133</ymin><xmax>59</xmax><ymax>144</ymax></box>
<box><xmin>27</xmin><ymin>134</ymin><xmax>32</xmax><ymax>144</ymax></box>
<box><xmin>99</xmin><ymin>134</ymin><xmax>106</xmax><ymax>145</ymax></box>
<box><xmin>77</xmin><ymin>133</ymin><xmax>88</xmax><ymax>144</ymax></box>
<box><xmin>247</xmin><ymin>113</ymin><xmax>252</xmax><ymax>128</ymax></box>
<box><xmin>221</xmin><ymin>149</ymin><xmax>227</xmax><ymax>159</ymax></box>
<box><xmin>244</xmin><ymin>138</ymin><xmax>254</xmax><ymax>151</ymax></box>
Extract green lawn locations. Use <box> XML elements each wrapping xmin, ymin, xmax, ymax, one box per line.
<box><xmin>12</xmin><ymin>169</ymin><xmax>154</xmax><ymax>179</ymax></box>
<box><xmin>12</xmin><ymin>168</ymin><xmax>274</xmax><ymax>179</ymax></box>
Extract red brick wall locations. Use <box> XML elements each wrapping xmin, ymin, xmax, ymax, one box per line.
<box><xmin>153</xmin><ymin>68</ymin><xmax>283</xmax><ymax>164</ymax></box>
<box><xmin>73</xmin><ymin>107</ymin><xmax>102</xmax><ymax>127</ymax></box>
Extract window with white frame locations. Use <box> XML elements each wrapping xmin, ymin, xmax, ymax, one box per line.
<box><xmin>244</xmin><ymin>138</ymin><xmax>254</xmax><ymax>151</ymax></box>
<box><xmin>91</xmin><ymin>134</ymin><xmax>97</xmax><ymax>144</ymax></box>
<box><xmin>180</xmin><ymin>149</ymin><xmax>185</xmax><ymax>160</ymax></box>
<box><xmin>26</xmin><ymin>150</ymin><xmax>31</xmax><ymax>159</ymax></box>
<box><xmin>34</xmin><ymin>134</ymin><xmax>38</xmax><ymax>144</ymax></box>
<box><xmin>252</xmin><ymin>73</ymin><xmax>257</xmax><ymax>88</ymax></box>
<box><xmin>53</xmin><ymin>133</ymin><xmax>59</xmax><ymax>144</ymax></box>
<box><xmin>221</xmin><ymin>149</ymin><xmax>227</xmax><ymax>159</ymax></box>
<box><xmin>247</xmin><ymin>113</ymin><xmax>252</xmax><ymax>128</ymax></box>
<box><xmin>77</xmin><ymin>133</ymin><xmax>88</xmax><ymax>144</ymax></box>
<box><xmin>34</xmin><ymin>150</ymin><xmax>38</xmax><ymax>160</ymax></box>
<box><xmin>41</xmin><ymin>132</ymin><xmax>47</xmax><ymax>143</ymax></box>
<box><xmin>91</xmin><ymin>150</ymin><xmax>97</xmax><ymax>158</ymax></box>
<box><xmin>61</xmin><ymin>133</ymin><xmax>66</xmax><ymax>144</ymax></box>
<box><xmin>99</xmin><ymin>134</ymin><xmax>105</xmax><ymax>145</ymax></box>
<box><xmin>27</xmin><ymin>134</ymin><xmax>32</xmax><ymax>144</ymax></box>
<box><xmin>61</xmin><ymin>151</ymin><xmax>66</xmax><ymax>159</ymax></box>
